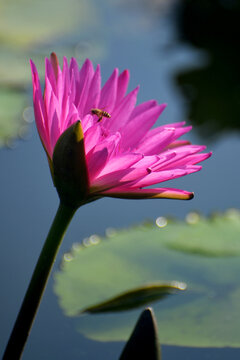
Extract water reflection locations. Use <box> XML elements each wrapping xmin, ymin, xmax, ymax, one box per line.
<box><xmin>175</xmin><ymin>0</ymin><xmax>240</xmax><ymax>139</ymax></box>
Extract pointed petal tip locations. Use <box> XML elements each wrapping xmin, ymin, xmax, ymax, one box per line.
<box><xmin>29</xmin><ymin>60</ymin><xmax>40</xmax><ymax>86</ymax></box>
<box><xmin>50</xmin><ymin>52</ymin><xmax>59</xmax><ymax>80</ymax></box>
<box><xmin>83</xmin><ymin>58</ymin><xmax>93</xmax><ymax>67</ymax></box>
<box><xmin>50</xmin><ymin>52</ymin><xmax>59</xmax><ymax>64</ymax></box>
<box><xmin>189</xmin><ymin>192</ymin><xmax>194</xmax><ymax>200</ymax></box>
<box><xmin>29</xmin><ymin>59</ymin><xmax>37</xmax><ymax>73</ymax></box>
<box><xmin>122</xmin><ymin>69</ymin><xmax>130</xmax><ymax>77</ymax></box>
<box><xmin>162</xmin><ymin>190</ymin><xmax>194</xmax><ymax>200</ymax></box>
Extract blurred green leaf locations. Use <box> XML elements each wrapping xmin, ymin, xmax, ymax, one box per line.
<box><xmin>0</xmin><ymin>0</ymin><xmax>102</xmax><ymax>87</ymax></box>
<box><xmin>0</xmin><ymin>87</ymin><xmax>29</xmax><ymax>147</ymax></box>
<box><xmin>54</xmin><ymin>209</ymin><xmax>240</xmax><ymax>347</ymax></box>
<box><xmin>0</xmin><ymin>0</ymin><xmax>95</xmax><ymax>47</ymax></box>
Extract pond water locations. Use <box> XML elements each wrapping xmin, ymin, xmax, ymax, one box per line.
<box><xmin>0</xmin><ymin>0</ymin><xmax>240</xmax><ymax>359</ymax></box>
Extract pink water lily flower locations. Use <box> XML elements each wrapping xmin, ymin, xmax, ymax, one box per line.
<box><xmin>30</xmin><ymin>53</ymin><xmax>211</xmax><ymax>206</ymax></box>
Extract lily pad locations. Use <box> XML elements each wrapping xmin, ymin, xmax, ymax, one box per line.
<box><xmin>0</xmin><ymin>0</ymin><xmax>102</xmax><ymax>88</ymax></box>
<box><xmin>0</xmin><ymin>88</ymin><xmax>29</xmax><ymax>147</ymax></box>
<box><xmin>54</xmin><ymin>209</ymin><xmax>240</xmax><ymax>347</ymax></box>
<box><xmin>0</xmin><ymin>0</ymin><xmax>94</xmax><ymax>47</ymax></box>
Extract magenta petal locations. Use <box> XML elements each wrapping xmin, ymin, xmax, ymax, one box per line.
<box><xmin>130</xmin><ymin>165</ymin><xmax>202</xmax><ymax>188</ymax></box>
<box><xmin>83</xmin><ymin>64</ymin><xmax>101</xmax><ymax>114</ymax></box>
<box><xmin>166</xmin><ymin>140</ymin><xmax>192</xmax><ymax>149</ymax></box>
<box><xmin>30</xmin><ymin>60</ymin><xmax>51</xmax><ymax>155</ymax></box>
<box><xmin>162</xmin><ymin>152</ymin><xmax>212</xmax><ymax>169</ymax></box>
<box><xmin>142</xmin><ymin>122</ymin><xmax>187</xmax><ymax>142</ymax></box>
<box><xmin>99</xmin><ymin>68</ymin><xmax>118</xmax><ymax>112</ymax></box>
<box><xmin>87</xmin><ymin>147</ymin><xmax>109</xmax><ymax>182</ymax></box>
<box><xmin>91</xmin><ymin>167</ymin><xmax>148</xmax><ymax>192</ymax></box>
<box><xmin>45</xmin><ymin>58</ymin><xmax>57</xmax><ymax>95</ymax></box>
<box><xmin>100</xmin><ymin>187</ymin><xmax>194</xmax><ymax>200</ymax></box>
<box><xmin>136</xmin><ymin>127</ymin><xmax>175</xmax><ymax>155</ymax></box>
<box><xmin>91</xmin><ymin>168</ymin><xmax>133</xmax><ymax>192</ymax></box>
<box><xmin>84</xmin><ymin>124</ymin><xmax>102</xmax><ymax>154</ymax></box>
<box><xmin>50</xmin><ymin>109</ymin><xmax>61</xmax><ymax>153</ymax></box>
<box><xmin>121</xmin><ymin>103</ymin><xmax>167</xmax><ymax>150</ymax></box>
<box><xmin>77</xmin><ymin>59</ymin><xmax>94</xmax><ymax>116</ymax></box>
<box><xmin>172</xmin><ymin>126</ymin><xmax>192</xmax><ymax>141</ymax></box>
<box><xmin>130</xmin><ymin>100</ymin><xmax>158</xmax><ymax>119</ymax></box>
<box><xmin>87</xmin><ymin>134</ymin><xmax>121</xmax><ymax>181</ymax></box>
<box><xmin>148</xmin><ymin>152</ymin><xmax>177</xmax><ymax>172</ymax></box>
<box><xmin>97</xmin><ymin>153</ymin><xmax>143</xmax><ymax>177</ymax></box>
<box><xmin>81</xmin><ymin>114</ymin><xmax>94</xmax><ymax>133</ymax></box>
<box><xmin>34</xmin><ymin>98</ymin><xmax>51</xmax><ymax>155</ymax></box>
<box><xmin>60</xmin><ymin>58</ymin><xmax>71</xmax><ymax>125</ymax></box>
<box><xmin>69</xmin><ymin>57</ymin><xmax>80</xmax><ymax>102</ymax></box>
<box><xmin>133</xmin><ymin>155</ymin><xmax>160</xmax><ymax>169</ymax></box>
<box><xmin>107</xmin><ymin>86</ymin><xmax>139</xmax><ymax>132</ymax></box>
<box><xmin>152</xmin><ymin>145</ymin><xmax>207</xmax><ymax>170</ymax></box>
<box><xmin>116</xmin><ymin>69</ymin><xmax>130</xmax><ymax>106</ymax></box>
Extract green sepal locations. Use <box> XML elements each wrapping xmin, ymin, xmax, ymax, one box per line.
<box><xmin>52</xmin><ymin>121</ymin><xmax>90</xmax><ymax>208</ymax></box>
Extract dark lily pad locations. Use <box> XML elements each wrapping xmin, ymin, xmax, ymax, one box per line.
<box><xmin>54</xmin><ymin>209</ymin><xmax>240</xmax><ymax>347</ymax></box>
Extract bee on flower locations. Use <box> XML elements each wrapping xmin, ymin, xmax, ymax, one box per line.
<box><xmin>91</xmin><ymin>108</ymin><xmax>111</xmax><ymax>122</ymax></box>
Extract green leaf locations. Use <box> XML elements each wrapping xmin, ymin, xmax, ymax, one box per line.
<box><xmin>54</xmin><ymin>209</ymin><xmax>240</xmax><ymax>347</ymax></box>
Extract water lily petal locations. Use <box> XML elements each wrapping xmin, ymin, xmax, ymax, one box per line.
<box><xmin>136</xmin><ymin>127</ymin><xmax>176</xmax><ymax>155</ymax></box>
<box><xmin>116</xmin><ymin>69</ymin><xmax>130</xmax><ymax>106</ymax></box>
<box><xmin>100</xmin><ymin>187</ymin><xmax>194</xmax><ymax>200</ymax></box>
<box><xmin>130</xmin><ymin>166</ymin><xmax>202</xmax><ymax>188</ymax></box>
<box><xmin>121</xmin><ymin>104</ymin><xmax>167</xmax><ymax>150</ymax></box>
<box><xmin>97</xmin><ymin>153</ymin><xmax>143</xmax><ymax>178</ymax></box>
<box><xmin>84</xmin><ymin>64</ymin><xmax>101</xmax><ymax>114</ymax></box>
<box><xmin>99</xmin><ymin>68</ymin><xmax>118</xmax><ymax>113</ymax></box>
<box><xmin>107</xmin><ymin>86</ymin><xmax>139</xmax><ymax>132</ymax></box>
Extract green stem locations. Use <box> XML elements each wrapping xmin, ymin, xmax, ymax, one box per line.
<box><xmin>3</xmin><ymin>202</ymin><xmax>77</xmax><ymax>360</ymax></box>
